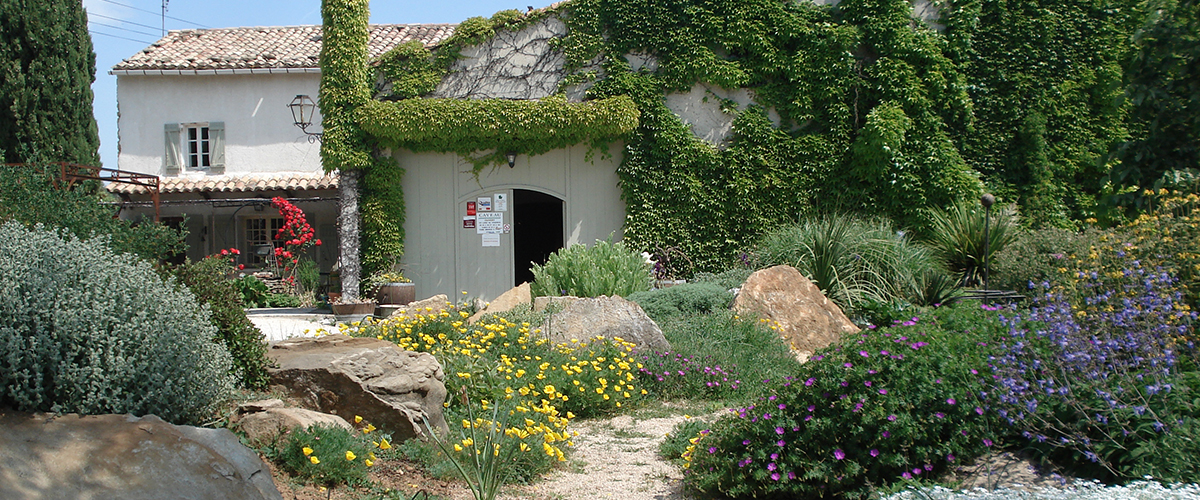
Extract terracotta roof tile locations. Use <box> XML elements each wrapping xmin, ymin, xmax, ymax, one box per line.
<box><xmin>113</xmin><ymin>24</ymin><xmax>455</xmax><ymax>72</ymax></box>
<box><xmin>106</xmin><ymin>172</ymin><xmax>339</xmax><ymax>195</ymax></box>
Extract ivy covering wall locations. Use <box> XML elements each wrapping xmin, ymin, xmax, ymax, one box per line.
<box><xmin>342</xmin><ymin>0</ymin><xmax>1173</xmax><ymax>276</ymax></box>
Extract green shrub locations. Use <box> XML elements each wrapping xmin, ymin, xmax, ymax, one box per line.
<box><xmin>639</xmin><ymin>311</ymin><xmax>801</xmax><ymax>402</ymax></box>
<box><xmin>278</xmin><ymin>422</ymin><xmax>390</xmax><ymax>488</ymax></box>
<box><xmin>692</xmin><ymin>268</ymin><xmax>753</xmax><ymax>290</ymax></box>
<box><xmin>263</xmin><ymin>292</ymin><xmax>303</xmax><ymax>308</ymax></box>
<box><xmin>661</xmin><ymin>417</ymin><xmax>712</xmax><ymax>466</ymax></box>
<box><xmin>683</xmin><ymin>303</ymin><xmax>1006</xmax><ymax>499</ymax></box>
<box><xmin>922</xmin><ymin>200</ymin><xmax>1019</xmax><ymax>287</ymax></box>
<box><xmin>233</xmin><ymin>275</ymin><xmax>269</xmax><ymax>307</ymax></box>
<box><xmin>171</xmin><ymin>257</ymin><xmax>271</xmax><ymax>390</ymax></box>
<box><xmin>0</xmin><ymin>163</ymin><xmax>185</xmax><ymax>262</ymax></box>
<box><xmin>0</xmin><ymin>222</ymin><xmax>235</xmax><ymax>425</ymax></box>
<box><xmin>296</xmin><ymin>258</ymin><xmax>321</xmax><ymax>293</ymax></box>
<box><xmin>755</xmin><ymin>214</ymin><xmax>940</xmax><ymax>311</ymax></box>
<box><xmin>530</xmin><ymin>238</ymin><xmax>652</xmax><ymax>298</ymax></box>
<box><xmin>990</xmin><ymin>226</ymin><xmax>1100</xmax><ymax>294</ymax></box>
<box><xmin>627</xmin><ymin>282</ymin><xmax>733</xmax><ymax>322</ymax></box>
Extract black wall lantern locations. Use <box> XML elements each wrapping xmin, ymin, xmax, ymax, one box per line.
<box><xmin>288</xmin><ymin>94</ymin><xmax>322</xmax><ymax>143</ymax></box>
<box><xmin>505</xmin><ymin>151</ymin><xmax>517</xmax><ymax>168</ymax></box>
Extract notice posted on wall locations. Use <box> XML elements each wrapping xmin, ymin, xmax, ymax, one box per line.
<box><xmin>462</xmin><ymin>216</ymin><xmax>476</xmax><ymax>229</ymax></box>
<box><xmin>477</xmin><ymin>196</ymin><xmax>492</xmax><ymax>212</ymax></box>
<box><xmin>493</xmin><ymin>193</ymin><xmax>508</xmax><ymax>211</ymax></box>
<box><xmin>482</xmin><ymin>234</ymin><xmax>500</xmax><ymax>247</ymax></box>
<box><xmin>476</xmin><ymin>211</ymin><xmax>503</xmax><ymax>234</ymax></box>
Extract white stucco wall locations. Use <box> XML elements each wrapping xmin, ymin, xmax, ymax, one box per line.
<box><xmin>397</xmin><ymin>145</ymin><xmax>626</xmax><ymax>301</ymax></box>
<box><xmin>116</xmin><ymin>73</ymin><xmax>323</xmax><ymax>176</ymax></box>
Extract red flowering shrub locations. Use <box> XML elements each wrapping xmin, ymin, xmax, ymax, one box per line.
<box><xmin>270</xmin><ymin>197</ymin><xmax>321</xmax><ymax>289</ymax></box>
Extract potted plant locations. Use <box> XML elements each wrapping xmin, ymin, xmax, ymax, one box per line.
<box><xmin>329</xmin><ymin>295</ymin><xmax>376</xmax><ymax>323</ymax></box>
<box><xmin>365</xmin><ymin>270</ymin><xmax>415</xmax><ymax>306</ymax></box>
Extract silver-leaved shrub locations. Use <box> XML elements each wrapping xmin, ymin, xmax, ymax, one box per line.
<box><xmin>0</xmin><ymin>222</ymin><xmax>236</xmax><ymax>425</ymax></box>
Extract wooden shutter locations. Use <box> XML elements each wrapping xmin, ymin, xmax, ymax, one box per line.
<box><xmin>163</xmin><ymin>123</ymin><xmax>182</xmax><ymax>175</ymax></box>
<box><xmin>209</xmin><ymin>121</ymin><xmax>226</xmax><ymax>174</ymax></box>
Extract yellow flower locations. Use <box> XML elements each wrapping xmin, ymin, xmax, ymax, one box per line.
<box><xmin>363</xmin><ymin>424</ymin><xmax>377</xmax><ymax>434</ymax></box>
<box><xmin>365</xmin><ymin>459</ymin><xmax>374</xmax><ymax>467</ymax></box>
<box><xmin>309</xmin><ymin>456</ymin><xmax>320</xmax><ymax>464</ymax></box>
<box><xmin>355</xmin><ymin>415</ymin><xmax>363</xmax><ymax>423</ymax></box>
<box><xmin>302</xmin><ymin>447</ymin><xmax>314</xmax><ymax>456</ymax></box>
<box><xmin>346</xmin><ymin>450</ymin><xmax>357</xmax><ymax>461</ymax></box>
<box><xmin>379</xmin><ymin>438</ymin><xmax>392</xmax><ymax>450</ymax></box>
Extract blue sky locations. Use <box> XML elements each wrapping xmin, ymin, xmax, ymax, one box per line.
<box><xmin>83</xmin><ymin>0</ymin><xmax>545</xmax><ymax>168</ymax></box>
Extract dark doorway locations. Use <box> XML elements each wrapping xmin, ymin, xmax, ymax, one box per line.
<box><xmin>513</xmin><ymin>189</ymin><xmax>564</xmax><ymax>286</ymax></box>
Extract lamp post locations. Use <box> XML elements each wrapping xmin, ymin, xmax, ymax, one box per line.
<box><xmin>981</xmin><ymin>193</ymin><xmax>995</xmax><ymax>292</ymax></box>
<box><xmin>288</xmin><ymin>94</ymin><xmax>322</xmax><ymax>143</ymax></box>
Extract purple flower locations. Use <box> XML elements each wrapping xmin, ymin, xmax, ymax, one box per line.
<box><xmin>805</xmin><ymin>378</ymin><xmax>815</xmax><ymax>386</ymax></box>
<box><xmin>843</xmin><ymin>362</ymin><xmax>853</xmax><ymax>369</ymax></box>
<box><xmin>770</xmin><ymin>453</ymin><xmax>778</xmax><ymax>460</ymax></box>
<box><xmin>983</xmin><ymin>438</ymin><xmax>993</xmax><ymax>447</ymax></box>
<box><xmin>887</xmin><ymin>414</ymin><xmax>897</xmax><ymax>421</ymax></box>
<box><xmin>775</xmin><ymin>426</ymin><xmax>785</xmax><ymax>435</ymax></box>
<box><xmin>859</xmin><ymin>351</ymin><xmax>870</xmax><ymax>357</ymax></box>
<box><xmin>882</xmin><ymin>431</ymin><xmax>891</xmax><ymax>438</ymax></box>
<box><xmin>864</xmin><ymin>381</ymin><xmax>873</xmax><ymax>387</ymax></box>
<box><xmin>742</xmin><ymin>439</ymin><xmax>750</xmax><ymax>445</ymax></box>
<box><xmin>834</xmin><ymin>449</ymin><xmax>845</xmax><ymax>460</ymax></box>
<box><xmin>870</xmin><ymin>449</ymin><xmax>880</xmax><ymax>457</ymax></box>
<box><xmin>975</xmin><ymin>407</ymin><xmax>984</xmax><ymax>415</ymax></box>
<box><xmin>947</xmin><ymin>454</ymin><xmax>956</xmax><ymax>462</ymax></box>
<box><xmin>768</xmin><ymin>463</ymin><xmax>777</xmax><ymax>471</ymax></box>
<box><xmin>771</xmin><ymin>472</ymin><xmax>781</xmax><ymax>481</ymax></box>
<box><xmin>879</xmin><ymin>389</ymin><xmax>888</xmax><ymax>395</ymax></box>
<box><xmin>947</xmin><ymin>398</ymin><xmax>956</xmax><ymax>405</ymax></box>
<box><xmin>708</xmin><ymin>447</ymin><xmax>716</xmax><ymax>454</ymax></box>
<box><xmin>776</xmin><ymin>439</ymin><xmax>786</xmax><ymax>447</ymax></box>
<box><xmin>778</xmin><ymin>403</ymin><xmax>786</xmax><ymax>409</ymax></box>
<box><xmin>788</xmin><ymin>471</ymin><xmax>796</xmax><ymax>480</ymax></box>
<box><xmin>912</xmin><ymin>468</ymin><xmax>922</xmax><ymax>476</ymax></box>
<box><xmin>902</xmin><ymin>472</ymin><xmax>912</xmax><ymax>479</ymax></box>
<box><xmin>935</xmin><ymin>412</ymin><xmax>945</xmax><ymax>419</ymax></box>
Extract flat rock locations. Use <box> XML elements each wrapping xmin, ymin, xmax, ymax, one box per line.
<box><xmin>469</xmin><ymin>282</ymin><xmax>531</xmax><ymax>323</ymax></box>
<box><xmin>235</xmin><ymin>407</ymin><xmax>353</xmax><ymax>447</ymax></box>
<box><xmin>732</xmin><ymin>265</ymin><xmax>859</xmax><ymax>360</ymax></box>
<box><xmin>0</xmin><ymin>411</ymin><xmax>281</xmax><ymax>500</ymax></box>
<box><xmin>267</xmin><ymin>334</ymin><xmax>450</xmax><ymax>441</ymax></box>
<box><xmin>534</xmin><ymin>295</ymin><xmax>670</xmax><ymax>353</ymax></box>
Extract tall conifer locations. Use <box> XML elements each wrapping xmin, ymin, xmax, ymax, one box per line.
<box><xmin>0</xmin><ymin>0</ymin><xmax>101</xmax><ymax>165</ymax></box>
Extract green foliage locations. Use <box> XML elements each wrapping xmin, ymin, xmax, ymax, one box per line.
<box><xmin>627</xmin><ymin>282</ymin><xmax>733</xmax><ymax>323</ymax></box>
<box><xmin>530</xmin><ymin>238</ymin><xmax>652</xmax><ymax>298</ymax></box>
<box><xmin>754</xmin><ymin>214</ymin><xmax>942</xmax><ymax>311</ymax></box>
<box><xmin>944</xmin><ymin>0</ymin><xmax>1138</xmax><ymax>226</ymax></box>
<box><xmin>691</xmin><ymin>268</ymin><xmax>753</xmax><ymax>290</ymax></box>
<box><xmin>319</xmin><ymin>0</ymin><xmax>372</xmax><ymax>173</ymax></box>
<box><xmin>357</xmin><ymin>95</ymin><xmax>639</xmax><ymax>172</ymax></box>
<box><xmin>171</xmin><ymin>257</ymin><xmax>270</xmax><ymax>391</ymax></box>
<box><xmin>377</xmin><ymin>40</ymin><xmax>443</xmax><ymax>100</ymax></box>
<box><xmin>921</xmin><ymin>199</ymin><xmax>1019</xmax><ymax>287</ymax></box>
<box><xmin>641</xmin><ymin>311</ymin><xmax>801</xmax><ymax>401</ymax></box>
<box><xmin>661</xmin><ymin>417</ymin><xmax>711</xmax><ymax>466</ymax></box>
<box><xmin>0</xmin><ymin>222</ymin><xmax>235</xmax><ymax>425</ymax></box>
<box><xmin>990</xmin><ymin>226</ymin><xmax>1102</xmax><ymax>294</ymax></box>
<box><xmin>0</xmin><ymin>0</ymin><xmax>100</xmax><ymax>165</ymax></box>
<box><xmin>0</xmin><ymin>163</ymin><xmax>185</xmax><ymax>262</ymax></box>
<box><xmin>360</xmin><ymin>156</ymin><xmax>406</xmax><ymax>278</ymax></box>
<box><xmin>232</xmin><ymin>275</ymin><xmax>269</xmax><ymax>307</ymax></box>
<box><xmin>296</xmin><ymin>258</ymin><xmax>321</xmax><ymax>293</ymax></box>
<box><xmin>683</xmin><ymin>303</ymin><xmax>1006</xmax><ymax>498</ymax></box>
<box><xmin>1114</xmin><ymin>0</ymin><xmax>1200</xmax><ymax>204</ymax></box>
<box><xmin>278</xmin><ymin>423</ymin><xmax>386</xmax><ymax>488</ymax></box>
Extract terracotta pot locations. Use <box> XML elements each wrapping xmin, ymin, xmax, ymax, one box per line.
<box><xmin>376</xmin><ymin>282</ymin><xmax>416</xmax><ymax>305</ymax></box>
<box><xmin>330</xmin><ymin>301</ymin><xmax>375</xmax><ymax>316</ymax></box>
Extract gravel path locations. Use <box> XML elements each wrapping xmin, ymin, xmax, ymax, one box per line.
<box><xmin>502</xmin><ymin>413</ymin><xmax>699</xmax><ymax>500</ymax></box>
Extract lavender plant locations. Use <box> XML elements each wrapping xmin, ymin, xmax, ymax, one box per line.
<box><xmin>989</xmin><ymin>251</ymin><xmax>1199</xmax><ymax>481</ymax></box>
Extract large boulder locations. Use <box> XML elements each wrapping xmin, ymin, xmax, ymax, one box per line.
<box><xmin>534</xmin><ymin>295</ymin><xmax>671</xmax><ymax>353</ymax></box>
<box><xmin>469</xmin><ymin>282</ymin><xmax>532</xmax><ymax>323</ymax></box>
<box><xmin>267</xmin><ymin>335</ymin><xmax>450</xmax><ymax>441</ymax></box>
<box><xmin>232</xmin><ymin>399</ymin><xmax>354</xmax><ymax>447</ymax></box>
<box><xmin>0</xmin><ymin>411</ymin><xmax>282</xmax><ymax>500</ymax></box>
<box><xmin>732</xmin><ymin>265</ymin><xmax>859</xmax><ymax>361</ymax></box>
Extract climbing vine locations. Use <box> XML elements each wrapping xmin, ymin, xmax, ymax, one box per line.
<box><xmin>357</xmin><ymin>95</ymin><xmax>639</xmax><ymax>171</ymax></box>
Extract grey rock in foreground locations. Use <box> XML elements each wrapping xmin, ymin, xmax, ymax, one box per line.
<box><xmin>233</xmin><ymin>399</ymin><xmax>354</xmax><ymax>447</ymax></box>
<box><xmin>267</xmin><ymin>334</ymin><xmax>450</xmax><ymax>441</ymax></box>
<box><xmin>535</xmin><ymin>295</ymin><xmax>671</xmax><ymax>353</ymax></box>
<box><xmin>0</xmin><ymin>411</ymin><xmax>281</xmax><ymax>500</ymax></box>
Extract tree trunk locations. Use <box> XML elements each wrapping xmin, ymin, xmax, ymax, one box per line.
<box><xmin>337</xmin><ymin>169</ymin><xmax>361</xmax><ymax>300</ymax></box>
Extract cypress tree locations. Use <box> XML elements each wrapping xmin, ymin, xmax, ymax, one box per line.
<box><xmin>0</xmin><ymin>0</ymin><xmax>101</xmax><ymax>165</ymax></box>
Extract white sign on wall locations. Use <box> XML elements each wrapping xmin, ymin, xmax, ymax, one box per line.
<box><xmin>476</xmin><ymin>212</ymin><xmax>503</xmax><ymax>234</ymax></box>
<box><xmin>477</xmin><ymin>196</ymin><xmax>492</xmax><ymax>211</ymax></box>
<box><xmin>493</xmin><ymin>193</ymin><xmax>508</xmax><ymax>211</ymax></box>
<box><xmin>482</xmin><ymin>234</ymin><xmax>500</xmax><ymax>247</ymax></box>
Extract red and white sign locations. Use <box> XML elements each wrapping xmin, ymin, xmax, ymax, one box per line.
<box><xmin>463</xmin><ymin>217</ymin><xmax>476</xmax><ymax>229</ymax></box>
<box><xmin>466</xmin><ymin>201</ymin><xmax>476</xmax><ymax>216</ymax></box>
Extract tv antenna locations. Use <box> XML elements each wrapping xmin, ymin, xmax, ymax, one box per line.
<box><xmin>161</xmin><ymin>0</ymin><xmax>169</xmax><ymax>36</ymax></box>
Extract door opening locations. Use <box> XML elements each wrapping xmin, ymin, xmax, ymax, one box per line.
<box><xmin>513</xmin><ymin>189</ymin><xmax>564</xmax><ymax>286</ymax></box>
